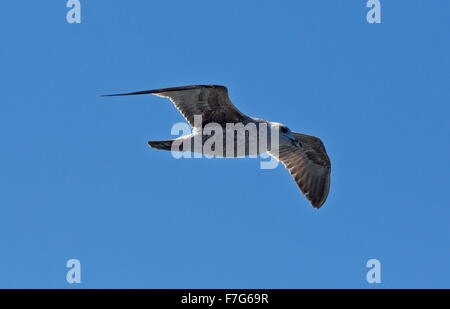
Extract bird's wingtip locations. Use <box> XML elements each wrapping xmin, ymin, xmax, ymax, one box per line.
<box><xmin>100</xmin><ymin>93</ymin><xmax>123</xmax><ymax>97</ymax></box>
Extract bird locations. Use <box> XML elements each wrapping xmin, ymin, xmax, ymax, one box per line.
<box><xmin>102</xmin><ymin>85</ymin><xmax>331</xmax><ymax>208</ymax></box>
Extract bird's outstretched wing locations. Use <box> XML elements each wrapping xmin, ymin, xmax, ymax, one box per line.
<box><xmin>269</xmin><ymin>132</ymin><xmax>331</xmax><ymax>208</ymax></box>
<box><xmin>102</xmin><ymin>85</ymin><xmax>249</xmax><ymax>128</ymax></box>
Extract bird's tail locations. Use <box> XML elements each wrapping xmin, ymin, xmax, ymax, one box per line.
<box><xmin>148</xmin><ymin>140</ymin><xmax>174</xmax><ymax>151</ymax></box>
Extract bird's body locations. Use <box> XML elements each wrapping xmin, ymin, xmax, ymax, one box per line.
<box><xmin>151</xmin><ymin>117</ymin><xmax>276</xmax><ymax>158</ymax></box>
<box><xmin>103</xmin><ymin>85</ymin><xmax>331</xmax><ymax>208</ymax></box>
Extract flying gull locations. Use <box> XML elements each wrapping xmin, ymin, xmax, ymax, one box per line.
<box><xmin>103</xmin><ymin>85</ymin><xmax>331</xmax><ymax>208</ymax></box>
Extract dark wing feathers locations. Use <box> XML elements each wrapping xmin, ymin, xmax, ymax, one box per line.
<box><xmin>102</xmin><ymin>85</ymin><xmax>249</xmax><ymax>128</ymax></box>
<box><xmin>270</xmin><ymin>132</ymin><xmax>331</xmax><ymax>208</ymax></box>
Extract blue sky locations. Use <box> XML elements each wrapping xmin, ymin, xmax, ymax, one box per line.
<box><xmin>1</xmin><ymin>1</ymin><xmax>449</xmax><ymax>288</ymax></box>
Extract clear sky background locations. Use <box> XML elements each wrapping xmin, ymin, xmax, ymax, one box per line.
<box><xmin>1</xmin><ymin>1</ymin><xmax>449</xmax><ymax>288</ymax></box>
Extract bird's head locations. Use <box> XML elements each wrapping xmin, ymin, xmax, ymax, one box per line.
<box><xmin>270</xmin><ymin>122</ymin><xmax>299</xmax><ymax>146</ymax></box>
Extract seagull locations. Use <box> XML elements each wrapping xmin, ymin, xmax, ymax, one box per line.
<box><xmin>103</xmin><ymin>85</ymin><xmax>331</xmax><ymax>208</ymax></box>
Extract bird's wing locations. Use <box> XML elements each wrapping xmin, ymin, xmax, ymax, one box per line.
<box><xmin>268</xmin><ymin>132</ymin><xmax>331</xmax><ymax>208</ymax></box>
<box><xmin>102</xmin><ymin>85</ymin><xmax>249</xmax><ymax>128</ymax></box>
